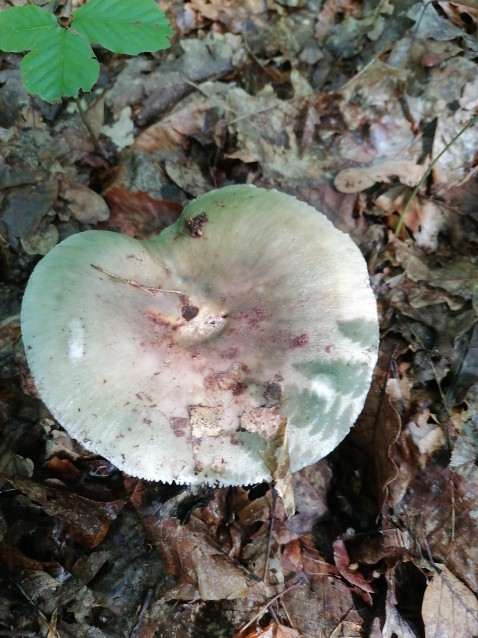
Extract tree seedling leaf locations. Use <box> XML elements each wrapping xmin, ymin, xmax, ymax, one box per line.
<box><xmin>0</xmin><ymin>5</ymin><xmax>58</xmax><ymax>52</ymax></box>
<box><xmin>71</xmin><ymin>0</ymin><xmax>173</xmax><ymax>55</ymax></box>
<box><xmin>0</xmin><ymin>0</ymin><xmax>172</xmax><ymax>103</ymax></box>
<box><xmin>21</xmin><ymin>29</ymin><xmax>100</xmax><ymax>102</ymax></box>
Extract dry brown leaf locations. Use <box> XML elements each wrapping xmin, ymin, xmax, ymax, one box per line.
<box><xmin>275</xmin><ymin>624</ymin><xmax>302</xmax><ymax>637</ymax></box>
<box><xmin>44</xmin><ymin>456</ymin><xmax>82</xmax><ymax>482</ymax></box>
<box><xmin>422</xmin><ymin>565</ymin><xmax>478</xmax><ymax>637</ymax></box>
<box><xmin>389</xmin><ymin>238</ymin><xmax>478</xmax><ymax>303</ymax></box>
<box><xmin>333</xmin><ymin>539</ymin><xmax>375</xmax><ymax>594</ymax></box>
<box><xmin>287</xmin><ymin>461</ymin><xmax>332</xmax><ymax>535</ymax></box>
<box><xmin>382</xmin><ymin>601</ymin><xmax>419</xmax><ymax>638</ymax></box>
<box><xmin>242</xmin><ymin>622</ymin><xmax>302</xmax><ymax>637</ymax></box>
<box><xmin>21</xmin><ymin>223</ymin><xmax>59</xmax><ymax>256</ymax></box>
<box><xmin>1</xmin><ymin>177</ymin><xmax>58</xmax><ymax>250</ymax></box>
<box><xmin>188</xmin><ymin>0</ymin><xmax>265</xmax><ymax>32</ymax></box>
<box><xmin>62</xmin><ymin>183</ymin><xmax>110</xmax><ymax>224</ymax></box>
<box><xmin>135</xmin><ymin>94</ymin><xmax>215</xmax><ymax>153</ymax></box>
<box><xmin>261</xmin><ymin>418</ymin><xmax>295</xmax><ymax>518</ymax></box>
<box><xmin>101</xmin><ymin>185</ymin><xmax>182</xmax><ymax>238</ymax></box>
<box><xmin>348</xmin><ymin>347</ymin><xmax>402</xmax><ymax>510</ymax></box>
<box><xmin>432</xmin><ymin>110</ymin><xmax>478</xmax><ymax>191</ymax></box>
<box><xmin>153</xmin><ymin>516</ymin><xmax>271</xmax><ymax>601</ymax></box>
<box><xmin>385</xmin><ymin>454</ymin><xmax>478</xmax><ymax>596</ymax></box>
<box><xmin>0</xmin><ymin>315</ymin><xmax>20</xmax><ymax>352</ymax></box>
<box><xmin>164</xmin><ymin>157</ymin><xmax>213</xmax><ymax>197</ymax></box>
<box><xmin>375</xmin><ymin>186</ymin><xmax>446</xmax><ymax>252</ymax></box>
<box><xmin>2</xmin><ymin>475</ymin><xmax>125</xmax><ymax>548</ymax></box>
<box><xmin>283</xmin><ymin>579</ymin><xmax>367</xmax><ymax>637</ymax></box>
<box><xmin>437</xmin><ymin>1</ymin><xmax>478</xmax><ymax>28</ymax></box>
<box><xmin>447</xmin><ymin>0</ymin><xmax>478</xmax><ymax>9</ymax></box>
<box><xmin>334</xmin><ymin>161</ymin><xmax>427</xmax><ymax>194</ymax></box>
<box><xmin>279</xmin><ymin>537</ymin><xmax>369</xmax><ymax>636</ymax></box>
<box><xmin>234</xmin><ymin>486</ymin><xmax>273</xmax><ymax>529</ymax></box>
<box><xmin>0</xmin><ymin>543</ymin><xmax>44</xmax><ymax>572</ymax></box>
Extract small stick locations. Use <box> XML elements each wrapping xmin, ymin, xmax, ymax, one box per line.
<box><xmin>263</xmin><ymin>486</ymin><xmax>277</xmax><ymax>582</ymax></box>
<box><xmin>91</xmin><ymin>264</ymin><xmax>183</xmax><ymax>296</ymax></box>
<box><xmin>235</xmin><ymin>579</ymin><xmax>303</xmax><ymax>637</ymax></box>
<box><xmin>75</xmin><ymin>97</ymin><xmax>101</xmax><ymax>153</ymax></box>
<box><xmin>129</xmin><ymin>588</ymin><xmax>153</xmax><ymax>638</ymax></box>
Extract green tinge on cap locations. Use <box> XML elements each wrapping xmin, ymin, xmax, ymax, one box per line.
<box><xmin>21</xmin><ymin>185</ymin><xmax>379</xmax><ymax>485</ymax></box>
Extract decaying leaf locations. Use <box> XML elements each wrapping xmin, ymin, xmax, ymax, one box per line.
<box><xmin>3</xmin><ymin>0</ymin><xmax>478</xmax><ymax>634</ymax></box>
<box><xmin>382</xmin><ymin>601</ymin><xmax>420</xmax><ymax>638</ymax></box>
<box><xmin>335</xmin><ymin>160</ymin><xmax>428</xmax><ymax>194</ymax></box>
<box><xmin>348</xmin><ymin>349</ymin><xmax>402</xmax><ymax>510</ymax></box>
<box><xmin>333</xmin><ymin>539</ymin><xmax>375</xmax><ymax>594</ymax></box>
<box><xmin>61</xmin><ymin>182</ymin><xmax>110</xmax><ymax>224</ymax></box>
<box><xmin>375</xmin><ymin>186</ymin><xmax>447</xmax><ymax>251</ymax></box>
<box><xmin>422</xmin><ymin>565</ymin><xmax>478</xmax><ymax>637</ymax></box>
<box><xmin>240</xmin><ymin>622</ymin><xmax>303</xmax><ymax>637</ymax></box>
<box><xmin>2</xmin><ymin>475</ymin><xmax>124</xmax><ymax>548</ymax></box>
<box><xmin>261</xmin><ymin>418</ymin><xmax>295</xmax><ymax>518</ymax></box>
<box><xmin>150</xmin><ymin>516</ymin><xmax>271</xmax><ymax>601</ymax></box>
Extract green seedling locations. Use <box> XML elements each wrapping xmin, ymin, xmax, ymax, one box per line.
<box><xmin>0</xmin><ymin>0</ymin><xmax>173</xmax><ymax>102</ymax></box>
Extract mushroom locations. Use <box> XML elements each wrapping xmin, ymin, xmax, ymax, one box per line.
<box><xmin>21</xmin><ymin>185</ymin><xmax>379</xmax><ymax>486</ymax></box>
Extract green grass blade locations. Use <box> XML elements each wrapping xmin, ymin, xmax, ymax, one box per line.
<box><xmin>0</xmin><ymin>5</ymin><xmax>57</xmax><ymax>52</ymax></box>
<box><xmin>395</xmin><ymin>113</ymin><xmax>478</xmax><ymax>235</ymax></box>
<box><xmin>71</xmin><ymin>0</ymin><xmax>173</xmax><ymax>55</ymax></box>
<box><xmin>20</xmin><ymin>29</ymin><xmax>100</xmax><ymax>102</ymax></box>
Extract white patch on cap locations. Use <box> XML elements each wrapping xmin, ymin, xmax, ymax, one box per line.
<box><xmin>68</xmin><ymin>318</ymin><xmax>85</xmax><ymax>364</ymax></box>
<box><xmin>311</xmin><ymin>376</ymin><xmax>336</xmax><ymax>411</ymax></box>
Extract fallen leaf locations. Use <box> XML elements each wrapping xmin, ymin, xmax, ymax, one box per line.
<box><xmin>348</xmin><ymin>346</ymin><xmax>402</xmax><ymax>510</ymax></box>
<box><xmin>287</xmin><ymin>460</ymin><xmax>332</xmax><ymax>535</ymax></box>
<box><xmin>239</xmin><ymin>622</ymin><xmax>303</xmax><ymax>638</ymax></box>
<box><xmin>382</xmin><ymin>601</ymin><xmax>420</xmax><ymax>638</ymax></box>
<box><xmin>3</xmin><ymin>475</ymin><xmax>124</xmax><ymax>548</ymax></box>
<box><xmin>62</xmin><ymin>183</ymin><xmax>110</xmax><ymax>224</ymax></box>
<box><xmin>283</xmin><ymin>573</ymin><xmax>367</xmax><ymax>637</ymax></box>
<box><xmin>432</xmin><ymin>110</ymin><xmax>478</xmax><ymax>192</ymax></box>
<box><xmin>335</xmin><ymin>160</ymin><xmax>427</xmax><ymax>194</ymax></box>
<box><xmin>375</xmin><ymin>186</ymin><xmax>446</xmax><ymax>251</ymax></box>
<box><xmin>1</xmin><ymin>177</ymin><xmax>58</xmax><ymax>249</ymax></box>
<box><xmin>101</xmin><ymin>185</ymin><xmax>181</xmax><ymax>237</ymax></box>
<box><xmin>422</xmin><ymin>565</ymin><xmax>478</xmax><ymax>637</ymax></box>
<box><xmin>45</xmin><ymin>456</ymin><xmax>82</xmax><ymax>481</ymax></box>
<box><xmin>100</xmin><ymin>105</ymin><xmax>134</xmax><ymax>150</ymax></box>
<box><xmin>261</xmin><ymin>418</ymin><xmax>295</xmax><ymax>518</ymax></box>
<box><xmin>390</xmin><ymin>238</ymin><xmax>478</xmax><ymax>302</ymax></box>
<box><xmin>333</xmin><ymin>539</ymin><xmax>375</xmax><ymax>594</ymax></box>
<box><xmin>21</xmin><ymin>223</ymin><xmax>59</xmax><ymax>256</ymax></box>
<box><xmin>147</xmin><ymin>515</ymin><xmax>271</xmax><ymax>601</ymax></box>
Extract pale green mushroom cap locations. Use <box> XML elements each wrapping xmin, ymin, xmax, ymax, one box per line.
<box><xmin>21</xmin><ymin>185</ymin><xmax>379</xmax><ymax>485</ymax></box>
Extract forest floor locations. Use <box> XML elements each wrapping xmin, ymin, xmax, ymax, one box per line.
<box><xmin>1</xmin><ymin>1</ymin><xmax>478</xmax><ymax>637</ymax></box>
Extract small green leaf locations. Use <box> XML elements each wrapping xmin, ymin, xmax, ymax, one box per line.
<box><xmin>0</xmin><ymin>5</ymin><xmax>58</xmax><ymax>52</ymax></box>
<box><xmin>71</xmin><ymin>0</ymin><xmax>173</xmax><ymax>55</ymax></box>
<box><xmin>21</xmin><ymin>29</ymin><xmax>100</xmax><ymax>102</ymax></box>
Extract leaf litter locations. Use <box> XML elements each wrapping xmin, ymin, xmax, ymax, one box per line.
<box><xmin>1</xmin><ymin>0</ymin><xmax>478</xmax><ymax>636</ymax></box>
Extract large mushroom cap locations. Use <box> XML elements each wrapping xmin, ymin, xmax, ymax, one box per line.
<box><xmin>21</xmin><ymin>185</ymin><xmax>378</xmax><ymax>485</ymax></box>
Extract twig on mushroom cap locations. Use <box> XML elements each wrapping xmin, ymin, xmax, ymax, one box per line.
<box><xmin>90</xmin><ymin>263</ymin><xmax>183</xmax><ymax>296</ymax></box>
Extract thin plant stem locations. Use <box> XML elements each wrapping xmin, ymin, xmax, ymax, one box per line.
<box><xmin>74</xmin><ymin>96</ymin><xmax>100</xmax><ymax>151</ymax></box>
<box><xmin>395</xmin><ymin>113</ymin><xmax>478</xmax><ymax>235</ymax></box>
<box><xmin>91</xmin><ymin>264</ymin><xmax>183</xmax><ymax>296</ymax></box>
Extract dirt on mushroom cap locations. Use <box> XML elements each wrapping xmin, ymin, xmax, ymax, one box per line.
<box><xmin>20</xmin><ymin>185</ymin><xmax>379</xmax><ymax>485</ymax></box>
